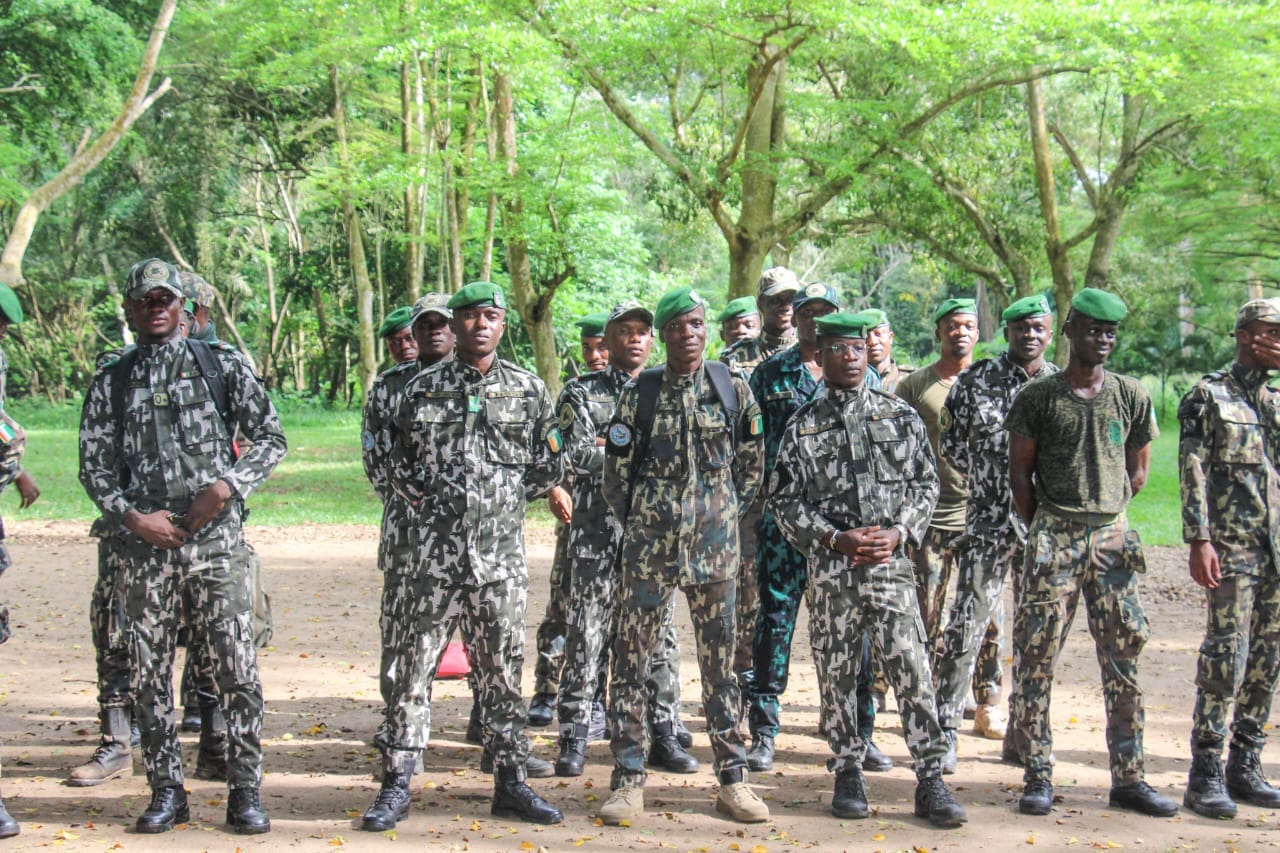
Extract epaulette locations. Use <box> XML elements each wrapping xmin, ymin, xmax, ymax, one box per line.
<box><xmin>867</xmin><ymin>386</ymin><xmax>916</xmax><ymax>415</ymax></box>
<box><xmin>94</xmin><ymin>343</ymin><xmax>135</xmax><ymax>372</ymax></box>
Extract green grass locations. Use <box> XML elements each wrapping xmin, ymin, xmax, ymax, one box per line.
<box><xmin>0</xmin><ymin>396</ymin><xmax>1183</xmax><ymax>543</ymax></box>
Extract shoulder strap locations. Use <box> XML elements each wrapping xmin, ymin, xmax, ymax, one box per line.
<box><xmin>703</xmin><ymin>360</ymin><xmax>740</xmax><ymax>436</ymax></box>
<box><xmin>186</xmin><ymin>338</ymin><xmax>234</xmax><ymax>438</ymax></box>
<box><xmin>630</xmin><ymin>367</ymin><xmax>664</xmax><ymax>469</ymax></box>
<box><xmin>111</xmin><ymin>348</ymin><xmax>141</xmax><ymax>443</ymax></box>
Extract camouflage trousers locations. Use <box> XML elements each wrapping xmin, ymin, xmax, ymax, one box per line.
<box><xmin>748</xmin><ymin>510</ymin><xmax>810</xmax><ymax>737</ymax></box>
<box><xmin>909</xmin><ymin>526</ymin><xmax>1002</xmax><ymax>706</ymax></box>
<box><xmin>556</xmin><ymin>557</ymin><xmax>681</xmax><ymax>733</ymax></box>
<box><xmin>734</xmin><ymin>498</ymin><xmax>763</xmax><ymax>683</ymax></box>
<box><xmin>533</xmin><ymin>520</ymin><xmax>571</xmax><ymax>695</ymax></box>
<box><xmin>933</xmin><ymin>532</ymin><xmax>1019</xmax><ymax>729</ymax></box>
<box><xmin>120</xmin><ymin>525</ymin><xmax>263</xmax><ymax>790</ymax></box>
<box><xmin>1013</xmin><ymin>510</ymin><xmax>1149</xmax><ymax>785</ymax></box>
<box><xmin>610</xmin><ymin>573</ymin><xmax>748</xmax><ymax>787</ymax></box>
<box><xmin>810</xmin><ymin>555</ymin><xmax>948</xmax><ymax>778</ymax></box>
<box><xmin>381</xmin><ymin>575</ymin><xmax>530</xmax><ymax>779</ymax></box>
<box><xmin>377</xmin><ymin>517</ymin><xmax>418</xmax><ymax>715</ymax></box>
<box><xmin>1191</xmin><ymin>566</ymin><xmax>1280</xmax><ymax>753</ymax></box>
<box><xmin>89</xmin><ymin>529</ymin><xmax>131</xmax><ymax>712</ymax></box>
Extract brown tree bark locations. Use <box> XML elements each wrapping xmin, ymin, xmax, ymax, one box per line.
<box><xmin>1026</xmin><ymin>76</ymin><xmax>1075</xmax><ymax>365</ymax></box>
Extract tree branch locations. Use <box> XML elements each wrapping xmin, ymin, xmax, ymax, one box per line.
<box><xmin>1049</xmin><ymin>124</ymin><xmax>1097</xmax><ymax>208</ymax></box>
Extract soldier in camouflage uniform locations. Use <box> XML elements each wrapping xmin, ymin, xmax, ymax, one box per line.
<box><xmin>529</xmin><ymin>311</ymin><xmax>610</xmax><ymax>728</ymax></box>
<box><xmin>1178</xmin><ymin>297</ymin><xmax>1280</xmax><ymax>819</ymax></box>
<box><xmin>78</xmin><ymin>259</ymin><xmax>287</xmax><ymax>835</ymax></box>
<box><xmin>720</xmin><ymin>267</ymin><xmax>800</xmax><ymax>709</ymax></box>
<box><xmin>768</xmin><ymin>312</ymin><xmax>966</xmax><ymax>827</ymax></box>
<box><xmin>377</xmin><ymin>305</ymin><xmax>420</xmax><ymax>366</ymax></box>
<box><xmin>864</xmin><ymin>310</ymin><xmax>914</xmax><ymax>392</ymax></box>
<box><xmin>1007</xmin><ymin>288</ymin><xmax>1175</xmax><ymax>819</ymax></box>
<box><xmin>553</xmin><ymin>301</ymin><xmax>694</xmax><ymax>778</ymax></box>
<box><xmin>935</xmin><ymin>295</ymin><xmax>1058</xmax><ymax>766</ymax></box>
<box><xmin>363</xmin><ymin>282</ymin><xmax>564</xmax><ymax>830</ymax></box>
<box><xmin>598</xmin><ymin>287</ymin><xmax>769</xmax><ymax>826</ymax></box>
<box><xmin>362</xmin><ymin>295</ymin><xmax>453</xmax><ymax>742</ymax></box>
<box><xmin>718</xmin><ymin>296</ymin><xmax>760</xmax><ymax>347</ymax></box>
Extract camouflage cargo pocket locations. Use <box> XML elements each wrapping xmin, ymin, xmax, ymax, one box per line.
<box><xmin>694</xmin><ymin>407</ymin><xmax>731</xmax><ymax>471</ymax></box>
<box><xmin>1121</xmin><ymin>529</ymin><xmax>1147</xmax><ymax>574</ymax></box>
<box><xmin>867</xmin><ymin>420</ymin><xmax>910</xmax><ymax>482</ymax></box>
<box><xmin>485</xmin><ymin>400</ymin><xmax>533</xmax><ymax>465</ymax></box>
<box><xmin>1217</xmin><ymin>417</ymin><xmax>1263</xmax><ymax>465</ymax></box>
<box><xmin>172</xmin><ymin>381</ymin><xmax>222</xmax><ymax>452</ymax></box>
<box><xmin>1195</xmin><ymin>636</ymin><xmax>1242</xmax><ymax>696</ymax></box>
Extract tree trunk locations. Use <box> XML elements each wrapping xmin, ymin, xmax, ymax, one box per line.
<box><xmin>726</xmin><ymin>46</ymin><xmax>785</xmax><ymax>299</ymax></box>
<box><xmin>1026</xmin><ymin>77</ymin><xmax>1075</xmax><ymax>365</ymax></box>
<box><xmin>331</xmin><ymin>64</ymin><xmax>378</xmax><ymax>397</ymax></box>
<box><xmin>0</xmin><ymin>0</ymin><xmax>177</xmax><ymax>287</ymax></box>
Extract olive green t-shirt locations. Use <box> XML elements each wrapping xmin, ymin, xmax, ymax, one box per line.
<box><xmin>895</xmin><ymin>363</ymin><xmax>967</xmax><ymax>531</ymax></box>
<box><xmin>1004</xmin><ymin>371</ymin><xmax>1157</xmax><ymax>523</ymax></box>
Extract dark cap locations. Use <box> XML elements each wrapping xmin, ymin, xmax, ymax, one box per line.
<box><xmin>608</xmin><ymin>300</ymin><xmax>654</xmax><ymax>328</ymax></box>
<box><xmin>178</xmin><ymin>271</ymin><xmax>215</xmax><ymax>308</ymax></box>
<box><xmin>757</xmin><ymin>267</ymin><xmax>800</xmax><ymax>298</ymax></box>
<box><xmin>126</xmin><ymin>258</ymin><xmax>184</xmax><ymax>301</ymax></box>
<box><xmin>410</xmin><ymin>292</ymin><xmax>453</xmax><ymax>323</ymax></box>
<box><xmin>1236</xmin><ymin>297</ymin><xmax>1280</xmax><ymax>329</ymax></box>
<box><xmin>792</xmin><ymin>281</ymin><xmax>842</xmax><ymax>312</ymax></box>
<box><xmin>377</xmin><ymin>306</ymin><xmax>414</xmax><ymax>338</ymax></box>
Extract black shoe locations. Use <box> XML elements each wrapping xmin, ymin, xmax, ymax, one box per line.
<box><xmin>832</xmin><ymin>768</ymin><xmax>868</xmax><ymax>819</ymax></box>
<box><xmin>135</xmin><ymin>785</ymin><xmax>190</xmax><ymax>834</ymax></box>
<box><xmin>941</xmin><ymin>728</ymin><xmax>958</xmax><ymax>775</ymax></box>
<box><xmin>1019</xmin><ymin>778</ymin><xmax>1053</xmax><ymax>815</ymax></box>
<box><xmin>1109</xmin><ymin>781</ymin><xmax>1179</xmax><ymax>817</ymax></box>
<box><xmin>1184</xmin><ymin>749</ymin><xmax>1236</xmax><ymax>819</ymax></box>
<box><xmin>587</xmin><ymin>702</ymin><xmax>608</xmax><ymax>742</ymax></box>
<box><xmin>180</xmin><ymin>706</ymin><xmax>201</xmax><ymax>734</ymax></box>
<box><xmin>674</xmin><ymin>717</ymin><xmax>693</xmax><ymax>750</ymax></box>
<box><xmin>360</xmin><ymin>772</ymin><xmax>412</xmax><ymax>831</ymax></box>
<box><xmin>648</xmin><ymin>724</ymin><xmax>699</xmax><ymax>773</ymax></box>
<box><xmin>746</xmin><ymin>735</ymin><xmax>774</xmax><ymax>772</ymax></box>
<box><xmin>528</xmin><ymin>693</ymin><xmax>556</xmax><ymax>728</ymax></box>
<box><xmin>914</xmin><ymin>775</ymin><xmax>967</xmax><ymax>827</ymax></box>
<box><xmin>1226</xmin><ymin>746</ymin><xmax>1280</xmax><ymax>808</ymax></box>
<box><xmin>555</xmin><ymin>729</ymin><xmax>587</xmax><ymax>777</ymax></box>
<box><xmin>492</xmin><ymin>769</ymin><xmax>563</xmax><ymax>825</ymax></box>
<box><xmin>0</xmin><ymin>798</ymin><xmax>19</xmax><ymax>839</ymax></box>
<box><xmin>226</xmin><ymin>786</ymin><xmax>271</xmax><ymax>835</ymax></box>
<box><xmin>862</xmin><ymin>740</ymin><xmax>894</xmax><ymax>772</ymax></box>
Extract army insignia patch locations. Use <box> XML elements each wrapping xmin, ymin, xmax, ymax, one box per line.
<box><xmin>1108</xmin><ymin>419</ymin><xmax>1124</xmax><ymax>446</ymax></box>
<box><xmin>143</xmin><ymin>260</ymin><xmax>169</xmax><ymax>283</ymax></box>
<box><xmin>493</xmin><ymin>290</ymin><xmax>507</xmax><ymax>309</ymax></box>
<box><xmin>545</xmin><ymin>424</ymin><xmax>563</xmax><ymax>453</ymax></box>
<box><xmin>608</xmin><ymin>423</ymin><xmax>633</xmax><ymax>447</ymax></box>
<box><xmin>939</xmin><ymin>406</ymin><xmax>953</xmax><ymax>431</ymax></box>
<box><xmin>0</xmin><ymin>422</ymin><xmax>15</xmax><ymax>446</ymax></box>
<box><xmin>361</xmin><ymin>430</ymin><xmax>376</xmax><ymax>450</ymax></box>
<box><xmin>558</xmin><ymin>402</ymin><xmax>574</xmax><ymax>430</ymax></box>
<box><xmin>749</xmin><ymin>413</ymin><xmax>763</xmax><ymax>436</ymax></box>
<box><xmin>804</xmin><ymin>282</ymin><xmax>826</xmax><ymax>298</ymax></box>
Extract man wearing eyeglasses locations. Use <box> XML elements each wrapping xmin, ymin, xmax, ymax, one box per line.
<box><xmin>768</xmin><ymin>312</ymin><xmax>965</xmax><ymax>828</ymax></box>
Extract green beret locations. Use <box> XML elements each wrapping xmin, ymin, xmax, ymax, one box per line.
<box><xmin>933</xmin><ymin>297</ymin><xmax>978</xmax><ymax>323</ymax></box>
<box><xmin>1070</xmin><ymin>287</ymin><xmax>1127</xmax><ymax>323</ymax></box>
<box><xmin>447</xmin><ymin>281</ymin><xmax>506</xmax><ymax>310</ymax></box>
<box><xmin>815</xmin><ymin>312</ymin><xmax>871</xmax><ymax>339</ymax></box>
<box><xmin>1002</xmin><ymin>294</ymin><xmax>1052</xmax><ymax>324</ymax></box>
<box><xmin>653</xmin><ymin>286</ymin><xmax>707</xmax><ymax>331</ymax></box>
<box><xmin>0</xmin><ymin>284</ymin><xmax>23</xmax><ymax>324</ymax></box>
<box><xmin>574</xmin><ymin>311</ymin><xmax>610</xmax><ymax>338</ymax></box>
<box><xmin>377</xmin><ymin>306</ymin><xmax>414</xmax><ymax>338</ymax></box>
<box><xmin>717</xmin><ymin>296</ymin><xmax>759</xmax><ymax>323</ymax></box>
<box><xmin>853</xmin><ymin>308</ymin><xmax>889</xmax><ymax>329</ymax></box>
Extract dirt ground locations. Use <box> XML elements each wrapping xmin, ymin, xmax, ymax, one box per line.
<box><xmin>0</xmin><ymin>520</ymin><xmax>1274</xmax><ymax>852</ymax></box>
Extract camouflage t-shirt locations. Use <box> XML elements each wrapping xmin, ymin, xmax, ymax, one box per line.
<box><xmin>1005</xmin><ymin>371</ymin><xmax>1157</xmax><ymax>522</ymax></box>
<box><xmin>895</xmin><ymin>363</ymin><xmax>967</xmax><ymax>531</ymax></box>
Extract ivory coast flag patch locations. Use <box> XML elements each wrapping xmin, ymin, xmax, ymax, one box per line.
<box><xmin>545</xmin><ymin>424</ymin><xmax>563</xmax><ymax>453</ymax></box>
<box><xmin>749</xmin><ymin>413</ymin><xmax>763</xmax><ymax>436</ymax></box>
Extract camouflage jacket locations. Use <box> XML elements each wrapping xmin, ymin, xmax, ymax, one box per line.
<box><xmin>603</xmin><ymin>362</ymin><xmax>763</xmax><ymax>585</ymax></box>
<box><xmin>749</xmin><ymin>345</ymin><xmax>821</xmax><ymax>474</ymax></box>
<box><xmin>721</xmin><ymin>328</ymin><xmax>796</xmax><ymax>377</ymax></box>
<box><xmin>1178</xmin><ymin>362</ymin><xmax>1280</xmax><ymax>574</ymax></box>
<box><xmin>558</xmin><ymin>365</ymin><xmax>630</xmax><ymax>562</ymax></box>
<box><xmin>940</xmin><ymin>353</ymin><xmax>1058</xmax><ymax>540</ymax></box>
<box><xmin>362</xmin><ymin>361</ymin><xmax>421</xmax><ymax>503</ymax></box>
<box><xmin>390</xmin><ymin>357</ymin><xmax>563</xmax><ymax>585</ymax></box>
<box><xmin>0</xmin><ymin>346</ymin><xmax>22</xmax><ymax>489</ymax></box>
<box><xmin>768</xmin><ymin>383</ymin><xmax>938</xmax><ymax>584</ymax></box>
<box><xmin>78</xmin><ymin>336</ymin><xmax>287</xmax><ymax>531</ymax></box>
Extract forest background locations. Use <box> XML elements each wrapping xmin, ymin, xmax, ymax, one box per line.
<box><xmin>0</xmin><ymin>0</ymin><xmax>1276</xmax><ymax>543</ymax></box>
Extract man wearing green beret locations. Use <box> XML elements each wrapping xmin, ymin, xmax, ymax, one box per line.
<box><xmin>894</xmin><ymin>298</ymin><xmax>989</xmax><ymax>767</ymax></box>
<box><xmin>718</xmin><ymin>297</ymin><xmax>761</xmax><ymax>347</ymax></box>
<box><xmin>377</xmin><ymin>306</ymin><xmax>419</xmax><ymax>367</ymax></box>
<box><xmin>1177</xmin><ymin>297</ymin><xmax>1280</xmax><ymax>819</ymax></box>
<box><xmin>859</xmin><ymin>309</ymin><xmax>914</xmax><ymax>393</ymax></box>
<box><xmin>574</xmin><ymin>311</ymin><xmax>610</xmax><ymax>373</ymax></box>
<box><xmin>768</xmin><ymin>313</ymin><xmax>966</xmax><ymax>827</ymax></box>
<box><xmin>934</xmin><ymin>294</ymin><xmax>1058</xmax><ymax>768</ymax></box>
<box><xmin>599</xmin><ymin>286</ymin><xmax>768</xmax><ymax>825</ymax></box>
<box><xmin>721</xmin><ymin>266</ymin><xmax>801</xmax><ymax>376</ymax></box>
<box><xmin>1007</xmin><ymin>287</ymin><xmax>1174</xmax><ymax>818</ymax></box>
<box><xmin>368</xmin><ymin>282</ymin><xmax>564</xmax><ymax>828</ymax></box>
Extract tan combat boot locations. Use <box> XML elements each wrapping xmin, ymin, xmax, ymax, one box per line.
<box><xmin>598</xmin><ymin>785</ymin><xmax>644</xmax><ymax>825</ymax></box>
<box><xmin>68</xmin><ymin>707</ymin><xmax>132</xmax><ymax>787</ymax></box>
<box><xmin>716</xmin><ymin>782</ymin><xmax>769</xmax><ymax>823</ymax></box>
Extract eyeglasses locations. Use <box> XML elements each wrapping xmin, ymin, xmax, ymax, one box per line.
<box><xmin>823</xmin><ymin>342</ymin><xmax>867</xmax><ymax>357</ymax></box>
<box><xmin>136</xmin><ymin>291</ymin><xmax>179</xmax><ymax>309</ymax></box>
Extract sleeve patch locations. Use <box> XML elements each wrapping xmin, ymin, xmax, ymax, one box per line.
<box><xmin>361</xmin><ymin>430</ymin><xmax>376</xmax><ymax>450</ymax></box>
<box><xmin>608</xmin><ymin>423</ymin><xmax>633</xmax><ymax>447</ymax></box>
<box><xmin>545</xmin><ymin>424</ymin><xmax>563</xmax><ymax>453</ymax></box>
<box><xmin>939</xmin><ymin>406</ymin><xmax>953</xmax><ymax>431</ymax></box>
<box><xmin>748</xmin><ymin>413</ymin><xmax>763</xmax><ymax>436</ymax></box>
<box><xmin>558</xmin><ymin>402</ymin><xmax>575</xmax><ymax>430</ymax></box>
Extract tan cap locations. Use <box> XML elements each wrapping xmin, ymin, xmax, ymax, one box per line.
<box><xmin>1236</xmin><ymin>297</ymin><xmax>1280</xmax><ymax>329</ymax></box>
<box><xmin>757</xmin><ymin>266</ymin><xmax>799</xmax><ymax>298</ymax></box>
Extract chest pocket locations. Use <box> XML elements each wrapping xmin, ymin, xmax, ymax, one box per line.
<box><xmin>172</xmin><ymin>379</ymin><xmax>224</xmax><ymax>452</ymax></box>
<box><xmin>485</xmin><ymin>397</ymin><xmax>534</xmax><ymax>465</ymax></box>
<box><xmin>645</xmin><ymin>407</ymin><xmax>684</xmax><ymax>479</ymax></box>
<box><xmin>586</xmin><ymin>395</ymin><xmax>616</xmax><ymax>439</ymax></box>
<box><xmin>801</xmin><ymin>427</ymin><xmax>844</xmax><ymax>501</ymax></box>
<box><xmin>867</xmin><ymin>418</ymin><xmax>911</xmax><ymax>483</ymax></box>
<box><xmin>1215</xmin><ymin>412</ymin><xmax>1264</xmax><ymax>466</ymax></box>
<box><xmin>695</xmin><ymin>405</ymin><xmax>732</xmax><ymax>471</ymax></box>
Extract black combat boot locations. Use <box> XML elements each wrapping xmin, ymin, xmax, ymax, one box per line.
<box><xmin>1019</xmin><ymin>777</ymin><xmax>1053</xmax><ymax>815</ymax></box>
<box><xmin>555</xmin><ymin>725</ymin><xmax>588</xmax><ymax>777</ymax></box>
<box><xmin>1110</xmin><ymin>781</ymin><xmax>1179</xmax><ymax>817</ymax></box>
<box><xmin>195</xmin><ymin>704</ymin><xmax>228</xmax><ymax>781</ymax></box>
<box><xmin>360</xmin><ymin>771</ymin><xmax>413</xmax><ymax>831</ymax></box>
<box><xmin>862</xmin><ymin>739</ymin><xmax>894</xmax><ymax>772</ymax></box>
<box><xmin>1184</xmin><ymin>747</ymin><xmax>1236</xmax><ymax>818</ymax></box>
<box><xmin>0</xmin><ymin>794</ymin><xmax>19</xmax><ymax>839</ymax></box>
<box><xmin>674</xmin><ymin>716</ymin><xmax>693</xmax><ymax>749</ymax></box>
<box><xmin>914</xmin><ymin>775</ymin><xmax>967</xmax><ymax>827</ymax></box>
<box><xmin>648</xmin><ymin>722</ymin><xmax>699</xmax><ymax>773</ymax></box>
<box><xmin>491</xmin><ymin>766</ymin><xmax>563</xmax><ymax>824</ymax></box>
<box><xmin>527</xmin><ymin>692</ymin><xmax>556</xmax><ymax>727</ymax></box>
<box><xmin>1226</xmin><ymin>745</ymin><xmax>1280</xmax><ymax>808</ymax></box>
<box><xmin>180</xmin><ymin>706</ymin><xmax>201</xmax><ymax>733</ymax></box>
<box><xmin>746</xmin><ymin>733</ymin><xmax>774</xmax><ymax>772</ymax></box>
<box><xmin>832</xmin><ymin>767</ymin><xmax>869</xmax><ymax>819</ymax></box>
<box><xmin>68</xmin><ymin>706</ymin><xmax>132</xmax><ymax>787</ymax></box>
<box><xmin>226</xmin><ymin>786</ymin><xmax>271</xmax><ymax>834</ymax></box>
<box><xmin>135</xmin><ymin>785</ymin><xmax>190</xmax><ymax>834</ymax></box>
